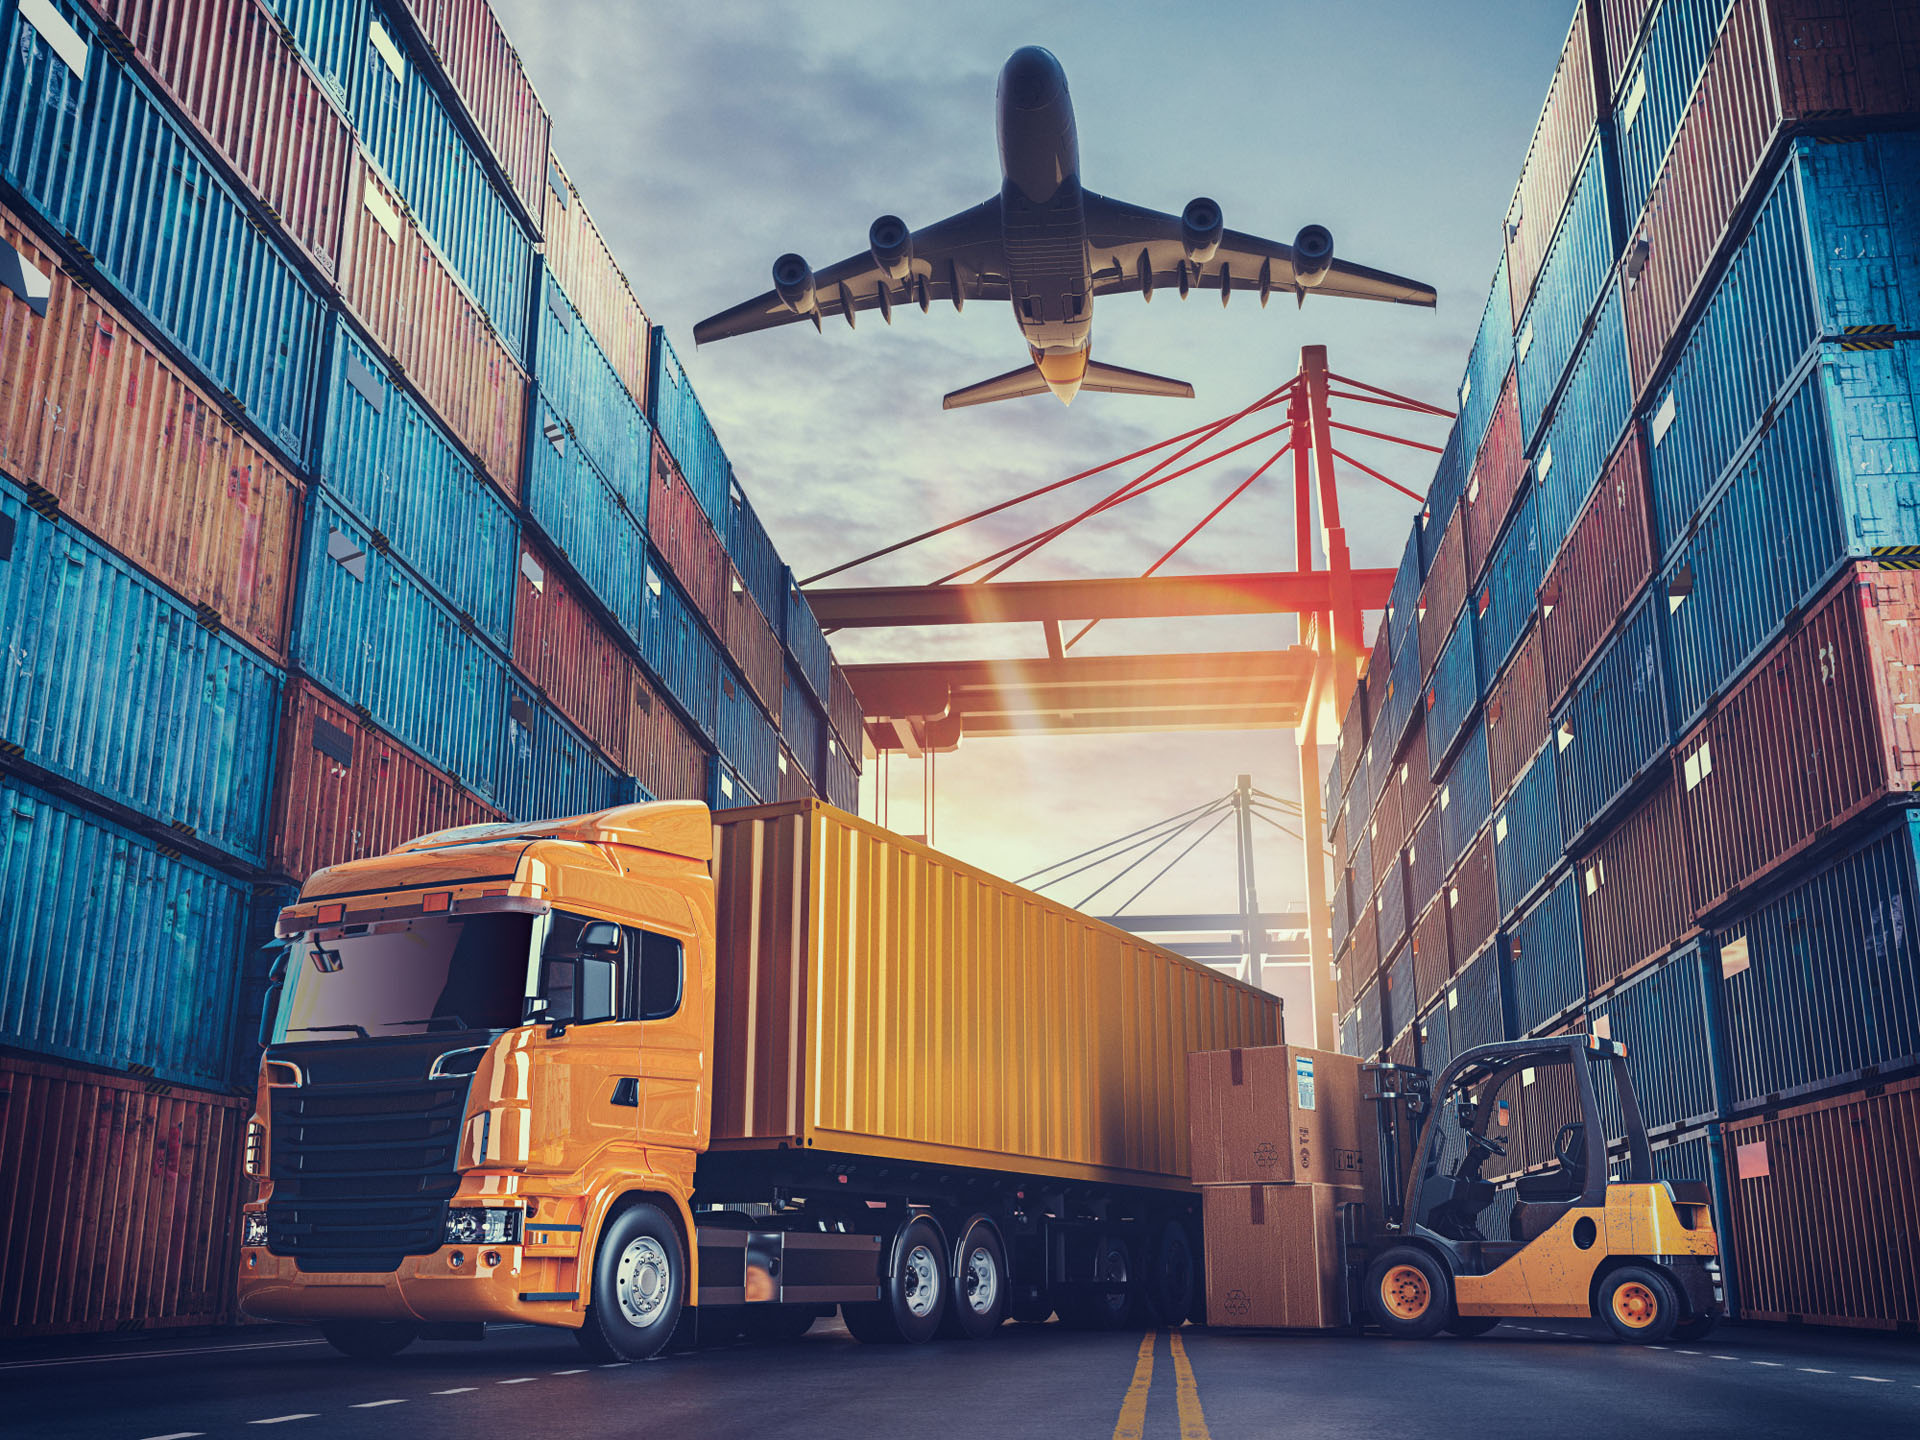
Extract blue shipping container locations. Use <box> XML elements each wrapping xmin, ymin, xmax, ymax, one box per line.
<box><xmin>1416</xmin><ymin>1000</ymin><xmax>1454</xmax><ymax>1081</ymax></box>
<box><xmin>0</xmin><ymin>773</ymin><xmax>249</xmax><ymax>1089</ymax></box>
<box><xmin>1506</xmin><ymin>866</ymin><xmax>1584</xmax><ymax>1037</ymax></box>
<box><xmin>718</xmin><ymin>666</ymin><xmax>779</xmax><ymax>806</ymax></box>
<box><xmin>1339</xmin><ymin>1007</ymin><xmax>1361</xmax><ymax>1059</ymax></box>
<box><xmin>259</xmin><ymin>0</ymin><xmax>366</xmax><ymax>106</ymax></box>
<box><xmin>709</xmin><ymin>753</ymin><xmax>757</xmax><ymax>810</ymax></box>
<box><xmin>1406</xmin><ymin>800</ymin><xmax>1444</xmax><ymax>916</ymax></box>
<box><xmin>1613</xmin><ymin>0</ymin><xmax>1735</xmax><ymax>228</ymax></box>
<box><xmin>641</xmin><ymin>556</ymin><xmax>721</xmax><ymax>741</ymax></box>
<box><xmin>0</xmin><ymin>480</ymin><xmax>281</xmax><ymax>863</ymax></box>
<box><xmin>781</xmin><ymin>667</ymin><xmax>826</xmax><ymax>783</ymax></box>
<box><xmin>1447</xmin><ymin>939</ymin><xmax>1508</xmax><ymax>1053</ymax></box>
<box><xmin>784</xmin><ymin>572</ymin><xmax>832</xmax><ymax>704</ymax></box>
<box><xmin>0</xmin><ymin>0</ymin><xmax>322</xmax><ymax>461</ymax></box>
<box><xmin>1349</xmin><ymin>815</ymin><xmax>1375</xmax><ymax>905</ymax></box>
<box><xmin>1534</xmin><ymin>279</ymin><xmax>1631</xmax><ymax>550</ymax></box>
<box><xmin>727</xmin><ymin>485</ymin><xmax>785</xmax><ymax>630</ymax></box>
<box><xmin>1714</xmin><ymin>809</ymin><xmax>1920</xmax><ymax>1111</ymax></box>
<box><xmin>1517</xmin><ymin>134</ymin><xmax>1623</xmax><ymax>448</ymax></box>
<box><xmin>1378</xmin><ymin>620</ymin><xmax>1423</xmax><ymax>760</ymax></box>
<box><xmin>1474</xmin><ymin>488</ymin><xmax>1543</xmax><ymax>685</ymax></box>
<box><xmin>354</xmin><ymin>0</ymin><xmax>533</xmax><ymax>354</ymax></box>
<box><xmin>1588</xmin><ymin>938</ymin><xmax>1725</xmax><ymax>1141</ymax></box>
<box><xmin>1553</xmin><ymin>592</ymin><xmax>1669</xmax><ymax>841</ymax></box>
<box><xmin>318</xmin><ymin>321</ymin><xmax>517</xmax><ymax>647</ymax></box>
<box><xmin>534</xmin><ymin>267</ymin><xmax>651</xmax><ymax>518</ymax></box>
<box><xmin>1355</xmin><ymin>978</ymin><xmax>1383</xmax><ymax>1058</ymax></box>
<box><xmin>1425</xmin><ymin>610</ymin><xmax>1481</xmax><ymax>775</ymax></box>
<box><xmin>1377</xmin><ymin>851</ymin><xmax>1408</xmax><ymax>958</ymax></box>
<box><xmin>650</xmin><ymin>330</ymin><xmax>731</xmax><ymax>529</ymax></box>
<box><xmin>824</xmin><ymin>742</ymin><xmax>859</xmax><ymax>813</ymax></box>
<box><xmin>1458</xmin><ymin>253</ymin><xmax>1514</xmax><ymax>464</ymax></box>
<box><xmin>1439</xmin><ymin>718</ymin><xmax>1492</xmax><ymax>871</ymax></box>
<box><xmin>1494</xmin><ymin>742</ymin><xmax>1565</xmax><ymax>920</ymax></box>
<box><xmin>1332</xmin><ymin>868</ymin><xmax>1353</xmax><ymax>952</ymax></box>
<box><xmin>499</xmin><ymin>679</ymin><xmax>622</xmax><ymax>824</ymax></box>
<box><xmin>1386</xmin><ymin>522</ymin><xmax>1425</xmax><ymax>659</ymax></box>
<box><xmin>294</xmin><ymin>491</ymin><xmax>505</xmax><ymax>799</ymax></box>
<box><xmin>525</xmin><ymin>415</ymin><xmax>647</xmax><ymax>638</ymax></box>
<box><xmin>1420</xmin><ymin>422</ymin><xmax>1470</xmax><ymax>566</ymax></box>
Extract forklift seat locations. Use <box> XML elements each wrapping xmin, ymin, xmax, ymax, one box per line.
<box><xmin>1509</xmin><ymin>1164</ymin><xmax>1584</xmax><ymax>1242</ymax></box>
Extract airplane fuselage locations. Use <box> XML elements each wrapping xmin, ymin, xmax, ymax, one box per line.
<box><xmin>996</xmin><ymin>47</ymin><xmax>1093</xmax><ymax>399</ymax></box>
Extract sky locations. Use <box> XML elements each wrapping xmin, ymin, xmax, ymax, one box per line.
<box><xmin>494</xmin><ymin>0</ymin><xmax>1574</xmax><ymax>966</ymax></box>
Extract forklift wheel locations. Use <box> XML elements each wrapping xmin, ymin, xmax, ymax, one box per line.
<box><xmin>1363</xmin><ymin>1247</ymin><xmax>1451</xmax><ymax>1340</ymax></box>
<box><xmin>1599</xmin><ymin>1266</ymin><xmax>1680</xmax><ymax>1344</ymax></box>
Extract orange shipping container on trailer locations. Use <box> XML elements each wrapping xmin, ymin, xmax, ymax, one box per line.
<box><xmin>337</xmin><ymin>152</ymin><xmax>527</xmax><ymax>500</ymax></box>
<box><xmin>0</xmin><ymin>1054</ymin><xmax>247</xmax><ymax>1337</ymax></box>
<box><xmin>543</xmin><ymin>154</ymin><xmax>650</xmax><ymax>409</ymax></box>
<box><xmin>0</xmin><ymin>203</ymin><xmax>301</xmax><ymax>663</ymax></box>
<box><xmin>708</xmin><ymin>801</ymin><xmax>1282</xmax><ymax>1186</ymax></box>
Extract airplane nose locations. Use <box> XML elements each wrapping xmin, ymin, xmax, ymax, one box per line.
<box><xmin>1000</xmin><ymin>46</ymin><xmax>1064</xmax><ymax>110</ymax></box>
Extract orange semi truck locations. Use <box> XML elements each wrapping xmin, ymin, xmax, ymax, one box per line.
<box><xmin>238</xmin><ymin>799</ymin><xmax>1280</xmax><ymax>1360</ymax></box>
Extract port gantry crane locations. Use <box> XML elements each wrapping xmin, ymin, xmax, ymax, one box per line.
<box><xmin>803</xmin><ymin>346</ymin><xmax>1451</xmax><ymax>1049</ymax></box>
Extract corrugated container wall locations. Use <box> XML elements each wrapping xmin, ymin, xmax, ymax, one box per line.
<box><xmin>1458</xmin><ymin>254</ymin><xmax>1515</xmax><ymax>460</ymax></box>
<box><xmin>1553</xmin><ymin>592</ymin><xmax>1670</xmax><ymax>842</ymax></box>
<box><xmin>1387</xmin><ymin>520</ymin><xmax>1424</xmax><ymax>659</ymax></box>
<box><xmin>1505</xmin><ymin>1</ymin><xmax>1605</xmax><ymax>320</ymax></box>
<box><xmin>1539</xmin><ymin>423</ymin><xmax>1652</xmax><ymax>705</ymax></box>
<box><xmin>1464</xmin><ymin>367</ymin><xmax>1525</xmax><ymax>583</ymax></box>
<box><xmin>1411</xmin><ymin>894</ymin><xmax>1450</xmax><ymax>1014</ymax></box>
<box><xmin>1508</xmin><ymin>868</ymin><xmax>1586</xmax><ymax>1036</ymax></box>
<box><xmin>778</xmin><ymin>673</ymin><xmax>823</xmax><ymax>784</ymax></box>
<box><xmin>1580</xmin><ymin>769</ymin><xmax>1694</xmax><ymax>994</ymax></box>
<box><xmin>716</xmin><ymin>668</ymin><xmax>779</xmax><ymax>806</ymax></box>
<box><xmin>1485</xmin><ymin>623</ymin><xmax>1549</xmax><ymax>801</ymax></box>
<box><xmin>641</xmin><ymin>556</ymin><xmax>721</xmax><ymax>741</ymax></box>
<box><xmin>257</xmin><ymin>0</ymin><xmax>365</xmax><ymax>105</ymax></box>
<box><xmin>1474</xmin><ymin>488</ymin><xmax>1543</xmax><ymax>685</ymax></box>
<box><xmin>649</xmin><ymin>330</ymin><xmax>730</xmax><ymax>528</ymax></box>
<box><xmin>1535</xmin><ymin>279</ymin><xmax>1631</xmax><ymax>547</ymax></box>
<box><xmin>1587</xmin><ymin>938</ymin><xmax>1723</xmax><ymax>1140</ymax></box>
<box><xmin>726</xmin><ymin>487</ymin><xmax>785</xmax><ymax>633</ymax></box>
<box><xmin>543</xmin><ymin>154</ymin><xmax>650</xmax><ymax>408</ymax></box>
<box><xmin>1448</xmin><ymin>940</ymin><xmax>1507</xmax><ymax>1053</ymax></box>
<box><xmin>784</xmin><ymin>573</ymin><xmax>833</xmax><ymax>703</ymax></box>
<box><xmin>1447</xmin><ymin>825</ymin><xmax>1500</xmax><ymax>977</ymax></box>
<box><xmin>726</xmin><ymin>578</ymin><xmax>785</xmax><ymax>722</ymax></box>
<box><xmin>1418</xmin><ymin>507</ymin><xmax>1468</xmax><ymax>682</ymax></box>
<box><xmin>1516</xmin><ymin>132</ymin><xmax>1623</xmax><ymax>447</ymax></box>
<box><xmin>1425</xmin><ymin>610</ymin><xmax>1480</xmax><ymax>773</ymax></box>
<box><xmin>523</xmin><ymin>424</ymin><xmax>645</xmax><ymax>638</ymax></box>
<box><xmin>534</xmin><ymin>268</ymin><xmax>650</xmax><ymax>518</ymax></box>
<box><xmin>512</xmin><ymin>540</ymin><xmax>630</xmax><ymax>769</ymax></box>
<box><xmin>1614</xmin><ymin>0</ymin><xmax>1736</xmax><ymax>231</ymax></box>
<box><xmin>1494</xmin><ymin>743</ymin><xmax>1564</xmax><ymax>918</ymax></box>
<box><xmin>1438</xmin><ymin>718</ymin><xmax>1492</xmax><ymax>871</ymax></box>
<box><xmin>498</xmin><ymin>678</ymin><xmax>622</xmax><ymax>823</ymax></box>
<box><xmin>828</xmin><ymin>664</ymin><xmax>863</xmax><ymax>759</ymax></box>
<box><xmin>649</xmin><ymin>439</ymin><xmax>728</xmax><ymax>637</ymax></box>
<box><xmin>1421</xmin><ymin>422</ymin><xmax>1470</xmax><ymax>563</ymax></box>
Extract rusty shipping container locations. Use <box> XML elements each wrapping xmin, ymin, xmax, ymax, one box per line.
<box><xmin>0</xmin><ymin>202</ymin><xmax>302</xmax><ymax>664</ymax></box>
<box><xmin>1539</xmin><ymin>423</ymin><xmax>1653</xmax><ymax>707</ymax></box>
<box><xmin>1505</xmin><ymin>1</ymin><xmax>1606</xmax><ymax>322</ymax></box>
<box><xmin>724</xmin><ymin>573</ymin><xmax>784</xmax><ymax>722</ymax></box>
<box><xmin>1463</xmin><ymin>367</ymin><xmax>1526</xmax><ymax>584</ymax></box>
<box><xmin>649</xmin><ymin>437</ymin><xmax>729</xmax><ymax>638</ymax></box>
<box><xmin>1418</xmin><ymin>504</ymin><xmax>1470</xmax><ymax>683</ymax></box>
<box><xmin>543</xmin><ymin>153</ymin><xmax>650</xmax><ymax>409</ymax></box>
<box><xmin>269</xmin><ymin>678</ymin><xmax>503</xmax><ymax>882</ymax></box>
<box><xmin>1597</xmin><ymin>0</ymin><xmax>1655</xmax><ymax>94</ymax></box>
<box><xmin>1447</xmin><ymin>824</ymin><xmax>1501</xmax><ymax>975</ymax></box>
<box><xmin>85</xmin><ymin>0</ymin><xmax>353</xmax><ymax>281</ymax></box>
<box><xmin>1580</xmin><ymin>767</ymin><xmax>1694</xmax><ymax>995</ymax></box>
<box><xmin>512</xmin><ymin>537</ymin><xmax>637</xmax><ymax>770</ymax></box>
<box><xmin>707</xmin><ymin>801</ymin><xmax>1281</xmax><ymax>1184</ymax></box>
<box><xmin>1369</xmin><ymin>757</ymin><xmax>1406</xmax><ymax>875</ymax></box>
<box><xmin>1679</xmin><ymin>562</ymin><xmax>1920</xmax><ymax>915</ymax></box>
<box><xmin>629</xmin><ymin>682</ymin><xmax>710</xmax><ymax>803</ymax></box>
<box><xmin>1411</xmin><ymin>893</ymin><xmax>1451</xmax><ymax>1017</ymax></box>
<box><xmin>0</xmin><ymin>1053</ymin><xmax>247</xmax><ymax>1337</ymax></box>
<box><xmin>828</xmin><ymin>663</ymin><xmax>863</xmax><ymax>758</ymax></box>
<box><xmin>1486</xmin><ymin>624</ymin><xmax>1550</xmax><ymax>803</ymax></box>
<box><xmin>337</xmin><ymin>151</ymin><xmax>527</xmax><ymax>500</ymax></box>
<box><xmin>1622</xmin><ymin>0</ymin><xmax>1920</xmax><ymax>400</ymax></box>
<box><xmin>1726</xmin><ymin>1077</ymin><xmax>1920</xmax><ymax>1330</ymax></box>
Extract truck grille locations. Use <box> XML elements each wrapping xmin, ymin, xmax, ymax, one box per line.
<box><xmin>266</xmin><ymin>1077</ymin><xmax>472</xmax><ymax>1273</ymax></box>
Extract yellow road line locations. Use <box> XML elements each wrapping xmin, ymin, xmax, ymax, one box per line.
<box><xmin>1169</xmin><ymin>1330</ymin><xmax>1212</xmax><ymax>1440</ymax></box>
<box><xmin>1111</xmin><ymin>1331</ymin><xmax>1157</xmax><ymax>1440</ymax></box>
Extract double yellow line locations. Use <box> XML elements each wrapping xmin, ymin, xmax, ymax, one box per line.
<box><xmin>1112</xmin><ymin>1329</ymin><xmax>1211</xmax><ymax>1440</ymax></box>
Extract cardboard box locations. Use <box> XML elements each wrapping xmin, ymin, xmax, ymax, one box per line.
<box><xmin>1186</xmin><ymin>1045</ymin><xmax>1374</xmax><ymax>1198</ymax></box>
<box><xmin>1202</xmin><ymin>1182</ymin><xmax>1349</xmax><ymax>1329</ymax></box>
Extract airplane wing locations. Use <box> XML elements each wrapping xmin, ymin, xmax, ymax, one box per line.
<box><xmin>694</xmin><ymin>199</ymin><xmax>1010</xmax><ymax>343</ymax></box>
<box><xmin>1082</xmin><ymin>193</ymin><xmax>1436</xmax><ymax>307</ymax></box>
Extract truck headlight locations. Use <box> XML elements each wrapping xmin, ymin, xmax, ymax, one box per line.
<box><xmin>243</xmin><ymin>1212</ymin><xmax>270</xmax><ymax>1248</ymax></box>
<box><xmin>444</xmin><ymin>1207</ymin><xmax>520</xmax><ymax>1246</ymax></box>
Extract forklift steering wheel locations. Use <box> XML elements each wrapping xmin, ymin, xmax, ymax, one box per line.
<box><xmin>1554</xmin><ymin>1122</ymin><xmax>1585</xmax><ymax>1171</ymax></box>
<box><xmin>1471</xmin><ymin>1129</ymin><xmax>1508</xmax><ymax>1159</ymax></box>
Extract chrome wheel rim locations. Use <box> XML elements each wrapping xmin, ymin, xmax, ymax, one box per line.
<box><xmin>965</xmin><ymin>1246</ymin><xmax>998</xmax><ymax>1315</ymax></box>
<box><xmin>902</xmin><ymin>1243</ymin><xmax>940</xmax><ymax>1318</ymax></box>
<box><xmin>615</xmin><ymin>1235</ymin><xmax>671</xmax><ymax>1327</ymax></box>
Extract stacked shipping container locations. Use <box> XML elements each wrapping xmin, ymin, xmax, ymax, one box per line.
<box><xmin>0</xmin><ymin>0</ymin><xmax>868</xmax><ymax>1337</ymax></box>
<box><xmin>1330</xmin><ymin>0</ymin><xmax>1920</xmax><ymax>1330</ymax></box>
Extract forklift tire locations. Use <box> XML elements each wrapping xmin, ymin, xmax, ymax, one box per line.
<box><xmin>320</xmin><ymin>1321</ymin><xmax>418</xmax><ymax>1359</ymax></box>
<box><xmin>575</xmin><ymin>1202</ymin><xmax>686</xmax><ymax>1361</ymax></box>
<box><xmin>842</xmin><ymin>1216</ymin><xmax>948</xmax><ymax>1345</ymax></box>
<box><xmin>1671</xmin><ymin>1312</ymin><xmax>1718</xmax><ymax>1343</ymax></box>
<box><xmin>1363</xmin><ymin>1247</ymin><xmax>1452</xmax><ymax>1339</ymax></box>
<box><xmin>1443</xmin><ymin>1315</ymin><xmax>1501</xmax><ymax>1338</ymax></box>
<box><xmin>1599</xmin><ymin>1265</ymin><xmax>1681</xmax><ymax>1344</ymax></box>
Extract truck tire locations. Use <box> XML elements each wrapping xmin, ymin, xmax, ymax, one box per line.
<box><xmin>1143</xmin><ymin>1219</ymin><xmax>1197</xmax><ymax>1327</ymax></box>
<box><xmin>842</xmin><ymin>1216</ymin><xmax>947</xmax><ymax>1345</ymax></box>
<box><xmin>320</xmin><ymin>1321</ymin><xmax>418</xmax><ymax>1359</ymax></box>
<box><xmin>941</xmin><ymin>1220</ymin><xmax>1009</xmax><ymax>1339</ymax></box>
<box><xmin>1060</xmin><ymin>1234</ymin><xmax>1134</xmax><ymax>1331</ymax></box>
<box><xmin>1363</xmin><ymin>1246</ymin><xmax>1451</xmax><ymax>1339</ymax></box>
<box><xmin>575</xmin><ymin>1202</ymin><xmax>686</xmax><ymax>1361</ymax></box>
<box><xmin>1598</xmin><ymin>1265</ymin><xmax>1680</xmax><ymax>1344</ymax></box>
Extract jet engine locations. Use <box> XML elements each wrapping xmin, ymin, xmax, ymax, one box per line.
<box><xmin>1181</xmin><ymin>197</ymin><xmax>1223</xmax><ymax>265</ymax></box>
<box><xmin>869</xmin><ymin>215</ymin><xmax>913</xmax><ymax>281</ymax></box>
<box><xmin>771</xmin><ymin>253</ymin><xmax>816</xmax><ymax>315</ymax></box>
<box><xmin>1293</xmin><ymin>225</ymin><xmax>1335</xmax><ymax>288</ymax></box>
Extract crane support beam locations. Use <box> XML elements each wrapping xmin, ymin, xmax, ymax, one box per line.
<box><xmin>807</xmin><ymin>569</ymin><xmax>1395</xmax><ymax>629</ymax></box>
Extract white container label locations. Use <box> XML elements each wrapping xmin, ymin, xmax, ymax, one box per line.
<box><xmin>1495</xmin><ymin>815</ymin><xmax>1508</xmax><ymax>843</ymax></box>
<box><xmin>20</xmin><ymin>0</ymin><xmax>87</xmax><ymax>79</ymax></box>
<box><xmin>1295</xmin><ymin>1055</ymin><xmax>1316</xmax><ymax>1111</ymax></box>
<box><xmin>363</xmin><ymin>179</ymin><xmax>402</xmax><ymax>243</ymax></box>
<box><xmin>520</xmin><ymin>551</ymin><xmax>545</xmax><ymax>592</ymax></box>
<box><xmin>1721</xmin><ymin>935</ymin><xmax>1750</xmax><ymax>980</ymax></box>
<box><xmin>369</xmin><ymin>18</ymin><xmax>407</xmax><ymax>84</ymax></box>
<box><xmin>1651</xmin><ymin>391</ymin><xmax>1678</xmax><ymax>446</ymax></box>
<box><xmin>1537</xmin><ymin>443</ymin><xmax>1554</xmax><ymax>482</ymax></box>
<box><xmin>1621</xmin><ymin>70</ymin><xmax>1647</xmax><ymax>132</ymax></box>
<box><xmin>1447</xmin><ymin>987</ymin><xmax>1459</xmax><ymax>1011</ymax></box>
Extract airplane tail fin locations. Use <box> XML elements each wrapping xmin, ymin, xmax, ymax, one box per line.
<box><xmin>942</xmin><ymin>365</ymin><xmax>1052</xmax><ymax>410</ymax></box>
<box><xmin>1079</xmin><ymin>360</ymin><xmax>1195</xmax><ymax>399</ymax></box>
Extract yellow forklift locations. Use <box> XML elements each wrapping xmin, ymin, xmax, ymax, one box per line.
<box><xmin>1352</xmin><ymin>1034</ymin><xmax>1724</xmax><ymax>1344</ymax></box>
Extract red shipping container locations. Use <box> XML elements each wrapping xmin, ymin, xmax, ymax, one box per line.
<box><xmin>1505</xmin><ymin>2</ymin><xmax>1608</xmax><ymax>322</ymax></box>
<box><xmin>1464</xmin><ymin>368</ymin><xmax>1526</xmax><ymax>584</ymax></box>
<box><xmin>1485</xmin><ymin>624</ymin><xmax>1550</xmax><ymax>803</ymax></box>
<box><xmin>86</xmin><ymin>0</ymin><xmax>352</xmax><ymax>281</ymax></box>
<box><xmin>1348</xmin><ymin>896</ymin><xmax>1381</xmax><ymax>993</ymax></box>
<box><xmin>630</xmin><ymin>680</ymin><xmax>710</xmax><ymax>802</ymax></box>
<box><xmin>724</xmin><ymin>575</ymin><xmax>784</xmax><ymax>724</ymax></box>
<box><xmin>0</xmin><ymin>1053</ymin><xmax>247</xmax><ymax>1337</ymax></box>
<box><xmin>1677</xmin><ymin>562</ymin><xmax>1920</xmax><ymax>914</ymax></box>
<box><xmin>1369</xmin><ymin>761</ymin><xmax>1406</xmax><ymax>871</ymax></box>
<box><xmin>1597</xmin><ymin>0</ymin><xmax>1655</xmax><ymax>98</ymax></box>
<box><xmin>1418</xmin><ymin>506</ymin><xmax>1470</xmax><ymax>681</ymax></box>
<box><xmin>1446</xmin><ymin>825</ymin><xmax>1499</xmax><ymax>969</ymax></box>
<box><xmin>395</xmin><ymin>0</ymin><xmax>551</xmax><ymax>223</ymax></box>
<box><xmin>1411</xmin><ymin>894</ymin><xmax>1451</xmax><ymax>1015</ymax></box>
<box><xmin>1399</xmin><ymin>719</ymin><xmax>1435</xmax><ymax>825</ymax></box>
<box><xmin>337</xmin><ymin>151</ymin><xmax>527</xmax><ymax>501</ymax></box>
<box><xmin>649</xmin><ymin>437</ymin><xmax>729</xmax><ymax>636</ymax></box>
<box><xmin>1725</xmin><ymin>1076</ymin><xmax>1920</xmax><ymax>1329</ymax></box>
<box><xmin>513</xmin><ymin>537</ymin><xmax>635</xmax><ymax>767</ymax></box>
<box><xmin>0</xmin><ymin>203</ymin><xmax>301</xmax><ymax>663</ymax></box>
<box><xmin>1622</xmin><ymin>0</ymin><xmax>1920</xmax><ymax>400</ymax></box>
<box><xmin>1336</xmin><ymin>941</ymin><xmax>1359</xmax><ymax>1016</ymax></box>
<box><xmin>543</xmin><ymin>154</ymin><xmax>651</xmax><ymax>410</ymax></box>
<box><xmin>269</xmin><ymin>679</ymin><xmax>503</xmax><ymax>881</ymax></box>
<box><xmin>1539</xmin><ymin>423</ymin><xmax>1653</xmax><ymax>707</ymax></box>
<box><xmin>1579</xmin><ymin>766</ymin><xmax>1693</xmax><ymax>995</ymax></box>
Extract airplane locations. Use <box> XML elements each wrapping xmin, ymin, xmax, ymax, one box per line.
<box><xmin>693</xmin><ymin>46</ymin><xmax>1436</xmax><ymax>409</ymax></box>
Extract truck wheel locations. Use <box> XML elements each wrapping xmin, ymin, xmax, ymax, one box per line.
<box><xmin>1060</xmin><ymin>1234</ymin><xmax>1134</xmax><ymax>1331</ymax></box>
<box><xmin>1599</xmin><ymin>1265</ymin><xmax>1680</xmax><ymax>1344</ymax></box>
<box><xmin>941</xmin><ymin>1220</ymin><xmax>1009</xmax><ymax>1339</ymax></box>
<box><xmin>843</xmin><ymin>1217</ymin><xmax>947</xmax><ymax>1345</ymax></box>
<box><xmin>576</xmin><ymin>1202</ymin><xmax>686</xmax><ymax>1361</ymax></box>
<box><xmin>1143</xmin><ymin>1219</ymin><xmax>1197</xmax><ymax>1327</ymax></box>
<box><xmin>1364</xmin><ymin>1246</ymin><xmax>1451</xmax><ymax>1339</ymax></box>
<box><xmin>320</xmin><ymin>1321</ymin><xmax>418</xmax><ymax>1359</ymax></box>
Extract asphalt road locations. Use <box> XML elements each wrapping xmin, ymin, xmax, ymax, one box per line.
<box><xmin>5</xmin><ymin>1314</ymin><xmax>1919</xmax><ymax>1440</ymax></box>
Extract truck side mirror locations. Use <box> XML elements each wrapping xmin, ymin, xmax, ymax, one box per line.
<box><xmin>579</xmin><ymin>919</ymin><xmax>620</xmax><ymax>952</ymax></box>
<box><xmin>257</xmin><ymin>981</ymin><xmax>283</xmax><ymax>1049</ymax></box>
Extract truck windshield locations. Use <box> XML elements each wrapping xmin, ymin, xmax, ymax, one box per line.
<box><xmin>276</xmin><ymin>913</ymin><xmax>537</xmax><ymax>1043</ymax></box>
